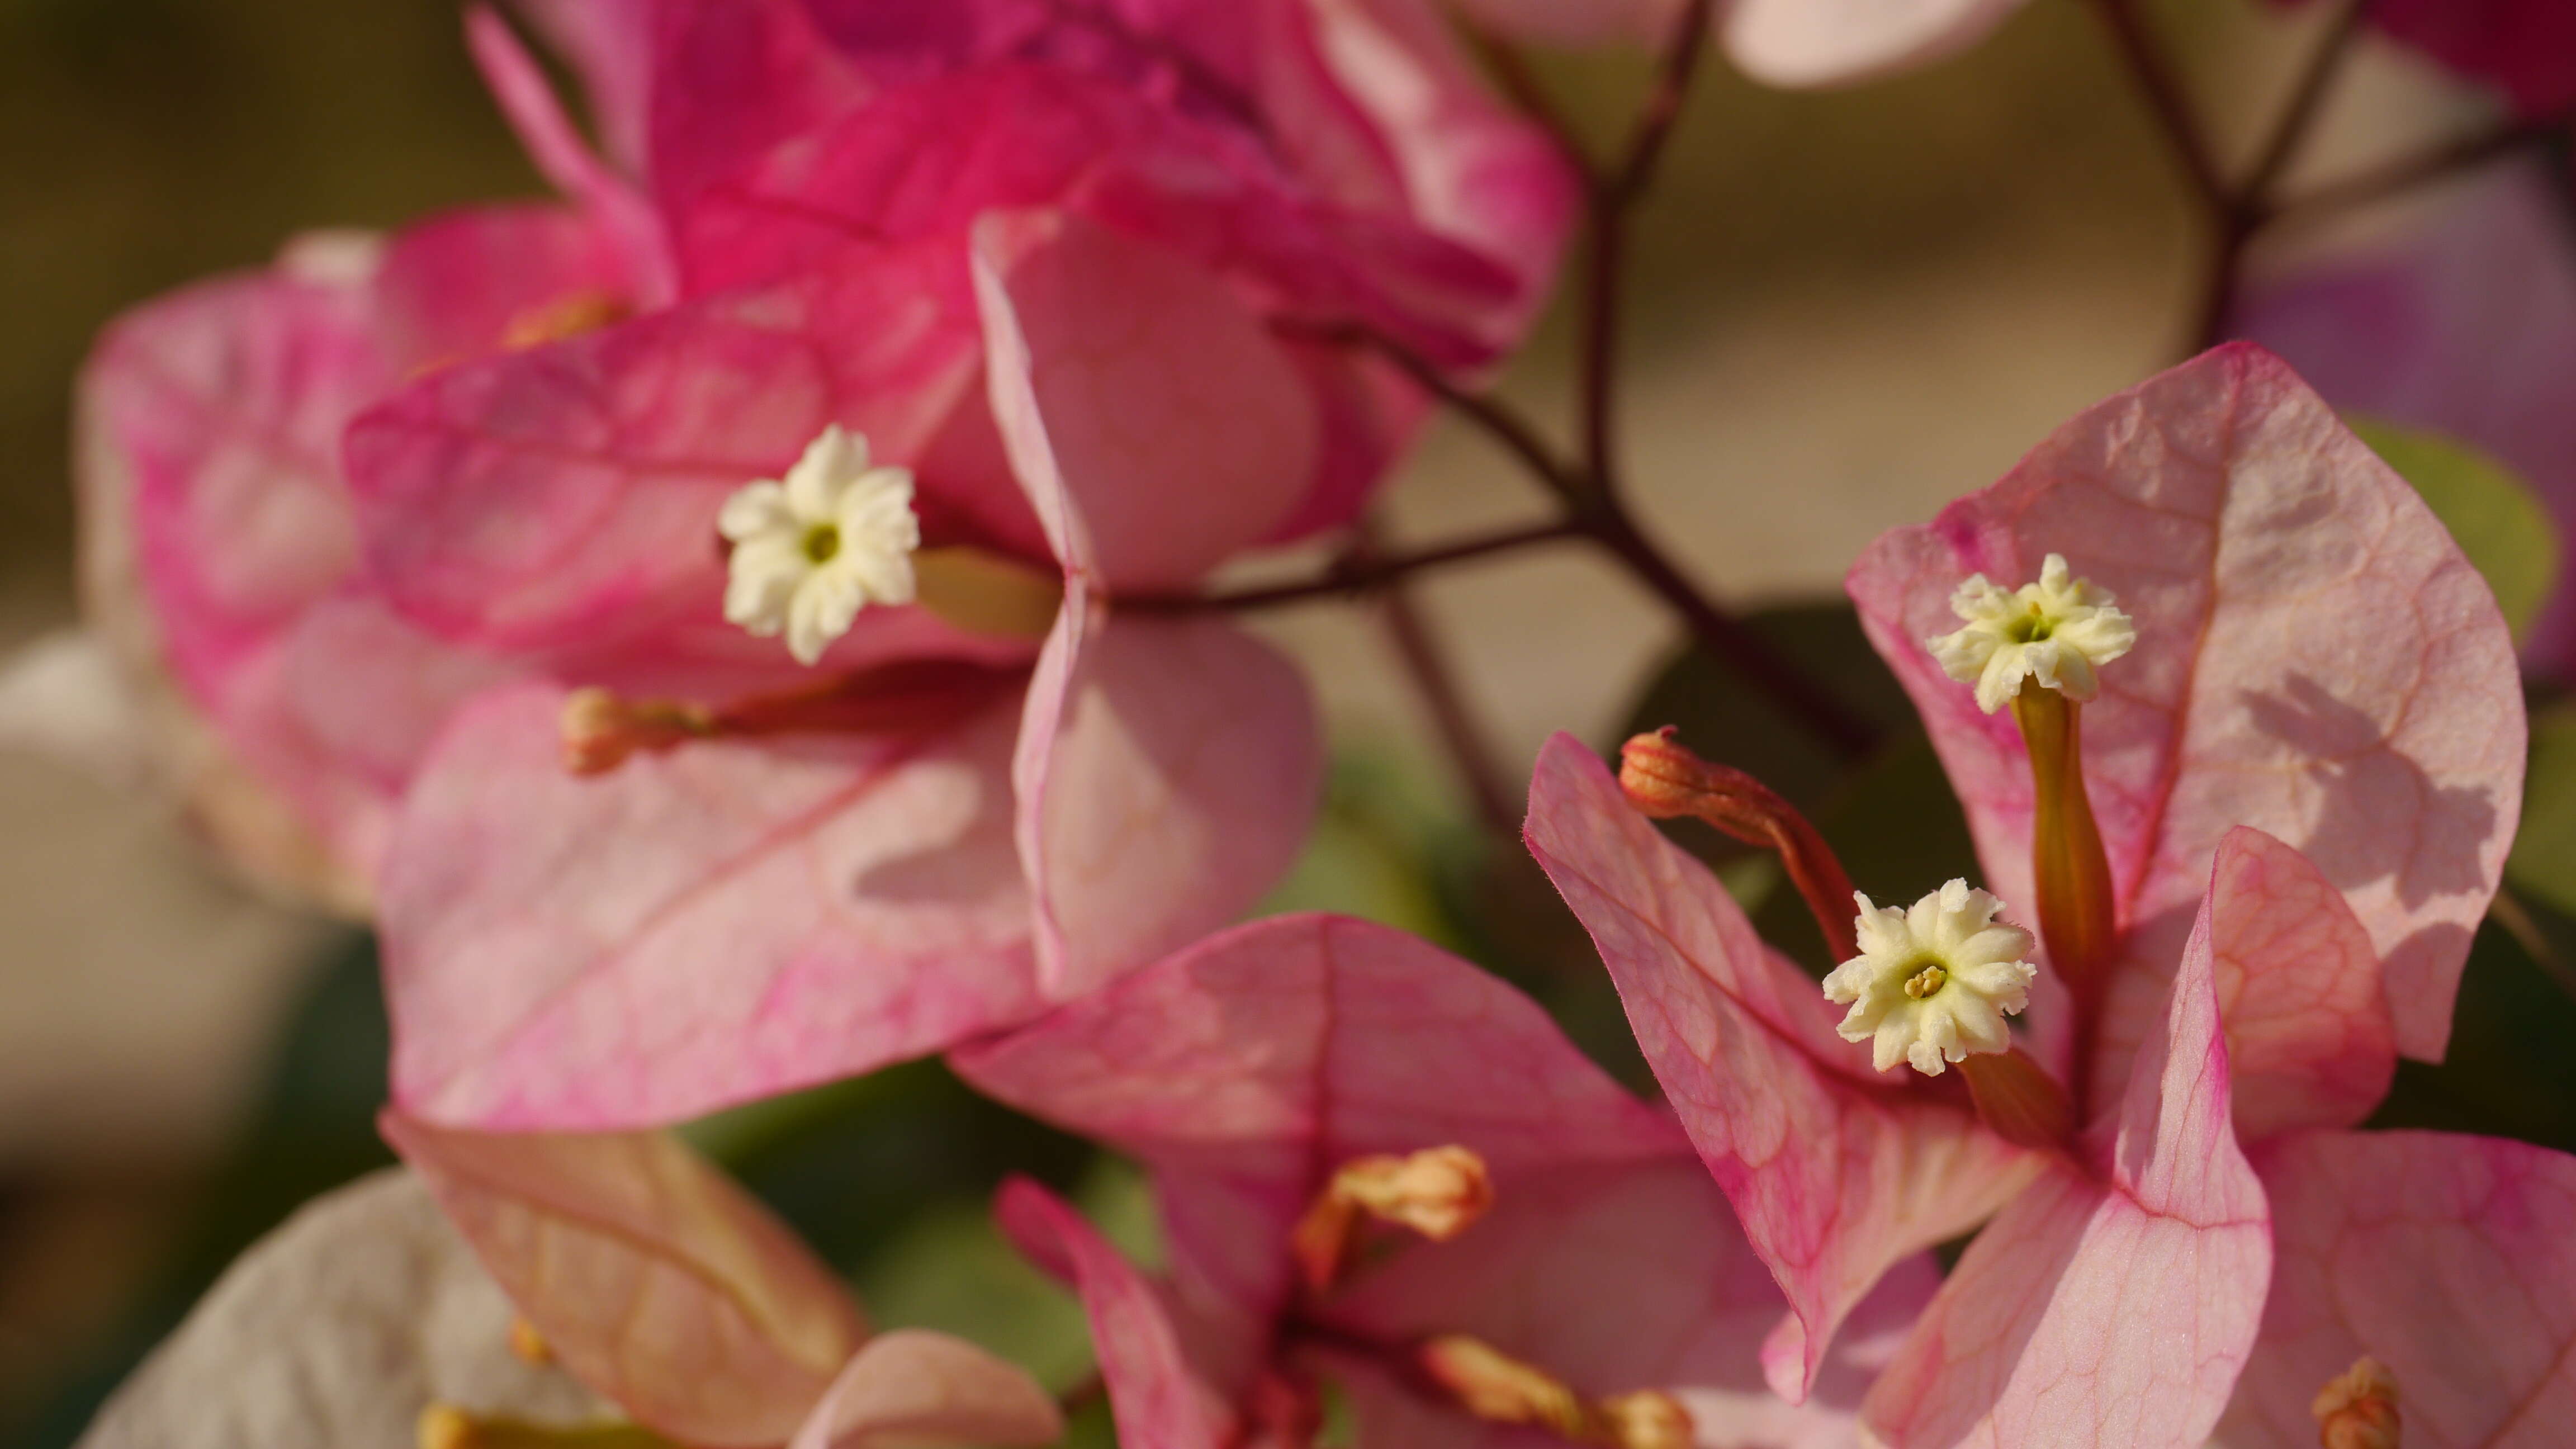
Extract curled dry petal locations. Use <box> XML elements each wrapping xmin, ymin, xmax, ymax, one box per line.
<box><xmin>786</xmin><ymin>1330</ymin><xmax>1060</xmax><ymax>1449</ymax></box>
<box><xmin>381</xmin><ymin>1115</ymin><xmax>866</xmax><ymax>1448</ymax></box>
<box><xmin>2222</xmin><ymin>1129</ymin><xmax>2576</xmax><ymax>1448</ymax></box>
<box><xmin>77</xmin><ymin>1170</ymin><xmax>603</xmax><ymax>1449</ymax></box>
<box><xmin>1522</xmin><ymin>735</ymin><xmax>2038</xmax><ymax>1404</ymax></box>
<box><xmin>1857</xmin><ymin>866</ymin><xmax>2270</xmax><ymax>1448</ymax></box>
<box><xmin>1849</xmin><ymin>343</ymin><xmax>2525</xmax><ymax>1066</ymax></box>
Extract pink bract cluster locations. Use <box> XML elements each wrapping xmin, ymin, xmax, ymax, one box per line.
<box><xmin>67</xmin><ymin>5</ymin><xmax>2576</xmax><ymax>1449</ymax></box>
<box><xmin>80</xmin><ymin>0</ymin><xmax>1577</xmax><ymax>1124</ymax></box>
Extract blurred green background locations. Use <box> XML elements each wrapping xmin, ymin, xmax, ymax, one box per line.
<box><xmin>3</xmin><ymin>1</ymin><xmax>2568</xmax><ymax>1445</ymax></box>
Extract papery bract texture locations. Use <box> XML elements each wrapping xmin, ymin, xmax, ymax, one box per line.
<box><xmin>2096</xmin><ymin>826</ymin><xmax>2395</xmax><ymax>1141</ymax></box>
<box><xmin>1849</xmin><ymin>343</ymin><xmax>2524</xmax><ymax>1066</ymax></box>
<box><xmin>996</xmin><ymin>1178</ymin><xmax>1239</xmax><ymax>1449</ymax></box>
<box><xmin>2222</xmin><ymin>1129</ymin><xmax>2576</xmax><ymax>1448</ymax></box>
<box><xmin>381</xmin><ymin>1114</ymin><xmax>867</xmax><ymax>1448</ymax></box>
<box><xmin>1522</xmin><ymin>733</ymin><xmax>2037</xmax><ymax>1404</ymax></box>
<box><xmin>958</xmin><ymin>912</ymin><xmax>1688</xmax><ymax>1383</ymax></box>
<box><xmin>1857</xmin><ymin>872</ymin><xmax>2269</xmax><ymax>1447</ymax></box>
<box><xmin>2235</xmin><ymin>163</ymin><xmax>2576</xmax><ymax>673</ymax></box>
<box><xmin>785</xmin><ymin>1330</ymin><xmax>1062</xmax><ymax>1449</ymax></box>
<box><xmin>384</xmin><ymin>681</ymin><xmax>1043</xmax><ymax>1128</ymax></box>
<box><xmin>1316</xmin><ymin>1157</ymin><xmax>1940</xmax><ymax>1449</ymax></box>
<box><xmin>77</xmin><ymin>1170</ymin><xmax>603</xmax><ymax>1449</ymax></box>
<box><xmin>967</xmin><ymin>914</ymin><xmax>1912</xmax><ymax>1449</ymax></box>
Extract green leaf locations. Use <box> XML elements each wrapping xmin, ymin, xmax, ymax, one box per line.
<box><xmin>2349</xmin><ymin>415</ymin><xmax>2560</xmax><ymax>643</ymax></box>
<box><xmin>2508</xmin><ymin>703</ymin><xmax>2576</xmax><ymax>918</ymax></box>
<box><xmin>1257</xmin><ymin>749</ymin><xmax>1475</xmax><ymax>951</ymax></box>
<box><xmin>2367</xmin><ymin>894</ymin><xmax>2576</xmax><ymax>1155</ymax></box>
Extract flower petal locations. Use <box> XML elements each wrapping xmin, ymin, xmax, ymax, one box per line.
<box><xmin>75</xmin><ymin>1170</ymin><xmax>603</xmax><ymax>1449</ymax></box>
<box><xmin>1848</xmin><ymin>343</ymin><xmax>2525</xmax><ymax>1064</ymax></box>
<box><xmin>956</xmin><ymin>912</ymin><xmax>1687</xmax><ymax>1392</ymax></box>
<box><xmin>2222</xmin><ymin>1128</ymin><xmax>2576</xmax><ymax>1447</ymax></box>
<box><xmin>343</xmin><ymin>235</ymin><xmax>1025</xmax><ymax>667</ymax></box>
<box><xmin>384</xmin><ymin>678</ymin><xmax>1046</xmax><ymax>1129</ymax></box>
<box><xmin>1009</xmin><ymin>601</ymin><xmax>1323</xmax><ymax>1002</ymax></box>
<box><xmin>1318</xmin><ymin>1157</ymin><xmax>1940</xmax><ymax>1449</ymax></box>
<box><xmin>786</xmin><ymin>1330</ymin><xmax>1062</xmax><ymax>1449</ymax></box>
<box><xmin>1522</xmin><ymin>734</ymin><xmax>2039</xmax><ymax>1404</ymax></box>
<box><xmin>1857</xmin><ymin>866</ymin><xmax>2270</xmax><ymax>1447</ymax></box>
<box><xmin>1722</xmin><ymin>0</ymin><xmax>2028</xmax><ymax>87</ymax></box>
<box><xmin>2234</xmin><ymin>161</ymin><xmax>2576</xmax><ymax>673</ymax></box>
<box><xmin>993</xmin><ymin>1178</ymin><xmax>1235</xmax><ymax>1449</ymax></box>
<box><xmin>2097</xmin><ymin>826</ymin><xmax>2396</xmax><ymax>1141</ymax></box>
<box><xmin>381</xmin><ymin>1116</ymin><xmax>865</xmax><ymax>1447</ymax></box>
<box><xmin>973</xmin><ymin>210</ymin><xmax>1315</xmax><ymax>592</ymax></box>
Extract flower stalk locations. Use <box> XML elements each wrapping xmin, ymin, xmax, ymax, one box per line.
<box><xmin>2011</xmin><ymin>679</ymin><xmax>2118</xmax><ymax>1003</ymax></box>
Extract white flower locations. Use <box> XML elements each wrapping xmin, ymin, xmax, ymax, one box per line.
<box><xmin>1926</xmin><ymin>552</ymin><xmax>2135</xmax><ymax>714</ymax></box>
<box><xmin>718</xmin><ymin>426</ymin><xmax>920</xmax><ymax>666</ymax></box>
<box><xmin>1822</xmin><ymin>880</ymin><xmax>2037</xmax><ymax>1076</ymax></box>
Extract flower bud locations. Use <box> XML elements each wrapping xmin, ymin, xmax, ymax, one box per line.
<box><xmin>508</xmin><ymin>1316</ymin><xmax>552</xmax><ymax>1366</ymax></box>
<box><xmin>2312</xmin><ymin>1357</ymin><xmax>2400</xmax><ymax>1449</ymax></box>
<box><xmin>558</xmin><ymin>689</ymin><xmax>712</xmax><ymax>776</ymax></box>
<box><xmin>1618</xmin><ymin>729</ymin><xmax>1859</xmax><ymax>961</ymax></box>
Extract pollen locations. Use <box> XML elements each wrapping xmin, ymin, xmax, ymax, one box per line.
<box><xmin>718</xmin><ymin>425</ymin><xmax>920</xmax><ymax>666</ymax></box>
<box><xmin>1927</xmin><ymin>552</ymin><xmax>2135</xmax><ymax>714</ymax></box>
<box><xmin>1821</xmin><ymin>880</ymin><xmax>2036</xmax><ymax>1076</ymax></box>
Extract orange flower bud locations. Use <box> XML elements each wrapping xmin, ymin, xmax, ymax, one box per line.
<box><xmin>1617</xmin><ymin>729</ymin><xmax>1859</xmax><ymax>960</ymax></box>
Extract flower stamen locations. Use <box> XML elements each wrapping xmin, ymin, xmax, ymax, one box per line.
<box><xmin>1902</xmin><ymin>964</ymin><xmax>1948</xmax><ymax>999</ymax></box>
<box><xmin>1291</xmin><ymin>1145</ymin><xmax>1493</xmax><ymax>1291</ymax></box>
<box><xmin>1417</xmin><ymin>1337</ymin><xmax>1695</xmax><ymax>1449</ymax></box>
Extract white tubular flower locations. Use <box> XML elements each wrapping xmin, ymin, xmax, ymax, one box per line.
<box><xmin>719</xmin><ymin>425</ymin><xmax>920</xmax><ymax>666</ymax></box>
<box><xmin>1927</xmin><ymin>552</ymin><xmax>2135</xmax><ymax>714</ymax></box>
<box><xmin>1822</xmin><ymin>880</ymin><xmax>2037</xmax><ymax>1076</ymax></box>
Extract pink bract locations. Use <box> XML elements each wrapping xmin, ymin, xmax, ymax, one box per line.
<box><xmin>955</xmin><ymin>913</ymin><xmax>1933</xmax><ymax>1449</ymax></box>
<box><xmin>2234</xmin><ymin>162</ymin><xmax>2576</xmax><ymax>675</ymax></box>
<box><xmin>373</xmin><ymin>202</ymin><xmax>1325</xmax><ymax>1129</ymax></box>
<box><xmin>1445</xmin><ymin>0</ymin><xmax>2028</xmax><ymax>88</ymax></box>
<box><xmin>1529</xmin><ymin>345</ymin><xmax>2530</xmax><ymax>1445</ymax></box>
<box><xmin>2285</xmin><ymin>0</ymin><xmax>2576</xmax><ymax>115</ymax></box>
<box><xmin>382</xmin><ymin>1113</ymin><xmax>1060</xmax><ymax>1449</ymax></box>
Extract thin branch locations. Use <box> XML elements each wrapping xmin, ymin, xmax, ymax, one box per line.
<box><xmin>1587</xmin><ymin>511</ymin><xmax>1878</xmax><ymax>757</ymax></box>
<box><xmin>2091</xmin><ymin>0</ymin><xmax>2233</xmax><ymax>221</ymax></box>
<box><xmin>2240</xmin><ymin>0</ymin><xmax>2370</xmax><ymax>206</ymax></box>
<box><xmin>1584</xmin><ymin>0</ymin><xmax>1714</xmax><ymax>501</ymax></box>
<box><xmin>1461</xmin><ymin>26</ymin><xmax>1595</xmax><ymax>176</ymax></box>
<box><xmin>1126</xmin><ymin>519</ymin><xmax>1580</xmax><ymax>614</ymax></box>
<box><xmin>1353</xmin><ymin>520</ymin><xmax>1522</xmax><ymax>837</ymax></box>
<box><xmin>2258</xmin><ymin>113</ymin><xmax>2568</xmax><ymax>230</ymax></box>
<box><xmin>1273</xmin><ymin>317</ymin><xmax>1586</xmax><ymax>503</ymax></box>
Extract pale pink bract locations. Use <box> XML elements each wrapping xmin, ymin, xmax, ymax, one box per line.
<box><xmin>1530</xmin><ymin>345</ymin><xmax>2550</xmax><ymax>1445</ymax></box>
<box><xmin>953</xmin><ymin>912</ymin><xmax>1935</xmax><ymax>1449</ymax></box>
